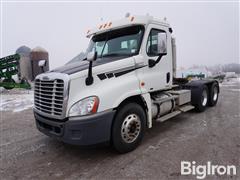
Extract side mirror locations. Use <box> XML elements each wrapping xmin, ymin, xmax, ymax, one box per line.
<box><xmin>87</xmin><ymin>51</ymin><xmax>97</xmax><ymax>62</ymax></box>
<box><xmin>38</xmin><ymin>60</ymin><xmax>46</xmax><ymax>67</ymax></box>
<box><xmin>148</xmin><ymin>33</ymin><xmax>167</xmax><ymax>68</ymax></box>
<box><xmin>157</xmin><ymin>33</ymin><xmax>167</xmax><ymax>55</ymax></box>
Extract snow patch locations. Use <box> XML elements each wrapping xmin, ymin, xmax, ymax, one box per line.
<box><xmin>229</xmin><ymin>89</ymin><xmax>240</xmax><ymax>92</ymax></box>
<box><xmin>0</xmin><ymin>91</ymin><xmax>34</xmax><ymax>112</ymax></box>
<box><xmin>220</xmin><ymin>77</ymin><xmax>240</xmax><ymax>87</ymax></box>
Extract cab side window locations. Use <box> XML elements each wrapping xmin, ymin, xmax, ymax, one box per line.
<box><xmin>146</xmin><ymin>29</ymin><xmax>167</xmax><ymax>56</ymax></box>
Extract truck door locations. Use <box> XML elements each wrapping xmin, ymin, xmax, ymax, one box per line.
<box><xmin>136</xmin><ymin>24</ymin><xmax>172</xmax><ymax>92</ymax></box>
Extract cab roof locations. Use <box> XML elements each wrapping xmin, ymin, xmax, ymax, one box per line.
<box><xmin>86</xmin><ymin>15</ymin><xmax>170</xmax><ymax>38</ymax></box>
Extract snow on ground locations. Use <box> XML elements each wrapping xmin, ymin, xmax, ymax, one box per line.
<box><xmin>229</xmin><ymin>89</ymin><xmax>240</xmax><ymax>92</ymax></box>
<box><xmin>0</xmin><ymin>90</ymin><xmax>34</xmax><ymax>112</ymax></box>
<box><xmin>219</xmin><ymin>77</ymin><xmax>240</xmax><ymax>87</ymax></box>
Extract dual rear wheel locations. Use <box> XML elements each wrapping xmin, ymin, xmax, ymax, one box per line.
<box><xmin>208</xmin><ymin>82</ymin><xmax>219</xmax><ymax>106</ymax></box>
<box><xmin>195</xmin><ymin>82</ymin><xmax>219</xmax><ymax>112</ymax></box>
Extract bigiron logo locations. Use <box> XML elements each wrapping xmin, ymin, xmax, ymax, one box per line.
<box><xmin>181</xmin><ymin>161</ymin><xmax>237</xmax><ymax>179</ymax></box>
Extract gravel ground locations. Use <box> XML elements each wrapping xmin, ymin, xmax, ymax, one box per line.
<box><xmin>0</xmin><ymin>79</ymin><xmax>239</xmax><ymax>180</ymax></box>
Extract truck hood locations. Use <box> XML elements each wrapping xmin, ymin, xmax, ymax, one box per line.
<box><xmin>51</xmin><ymin>56</ymin><xmax>129</xmax><ymax>75</ymax></box>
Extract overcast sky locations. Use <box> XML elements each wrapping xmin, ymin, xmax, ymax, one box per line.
<box><xmin>1</xmin><ymin>1</ymin><xmax>239</xmax><ymax>69</ymax></box>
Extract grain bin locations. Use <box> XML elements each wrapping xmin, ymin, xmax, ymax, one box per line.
<box><xmin>30</xmin><ymin>46</ymin><xmax>49</xmax><ymax>80</ymax></box>
<box><xmin>16</xmin><ymin>46</ymin><xmax>32</xmax><ymax>81</ymax></box>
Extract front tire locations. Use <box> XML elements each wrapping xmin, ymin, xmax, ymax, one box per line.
<box><xmin>112</xmin><ymin>103</ymin><xmax>146</xmax><ymax>153</ymax></box>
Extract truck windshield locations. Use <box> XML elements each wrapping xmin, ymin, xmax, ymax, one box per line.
<box><xmin>87</xmin><ymin>25</ymin><xmax>144</xmax><ymax>58</ymax></box>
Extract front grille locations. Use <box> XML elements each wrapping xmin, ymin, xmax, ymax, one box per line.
<box><xmin>34</xmin><ymin>79</ymin><xmax>65</xmax><ymax>117</ymax></box>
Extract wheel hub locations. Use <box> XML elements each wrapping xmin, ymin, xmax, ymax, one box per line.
<box><xmin>121</xmin><ymin>114</ymin><xmax>141</xmax><ymax>143</ymax></box>
<box><xmin>202</xmin><ymin>89</ymin><xmax>208</xmax><ymax>106</ymax></box>
<box><xmin>213</xmin><ymin>87</ymin><xmax>218</xmax><ymax>101</ymax></box>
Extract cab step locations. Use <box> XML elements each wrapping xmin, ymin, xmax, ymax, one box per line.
<box><xmin>178</xmin><ymin>104</ymin><xmax>195</xmax><ymax>112</ymax></box>
<box><xmin>156</xmin><ymin>110</ymin><xmax>181</xmax><ymax>122</ymax></box>
<box><xmin>155</xmin><ymin>104</ymin><xmax>194</xmax><ymax>122</ymax></box>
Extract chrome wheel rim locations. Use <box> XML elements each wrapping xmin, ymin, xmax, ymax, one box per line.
<box><xmin>202</xmin><ymin>90</ymin><xmax>208</xmax><ymax>106</ymax></box>
<box><xmin>213</xmin><ymin>87</ymin><xmax>218</xmax><ymax>101</ymax></box>
<box><xmin>121</xmin><ymin>114</ymin><xmax>141</xmax><ymax>143</ymax></box>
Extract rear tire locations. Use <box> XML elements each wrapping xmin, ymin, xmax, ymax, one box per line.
<box><xmin>195</xmin><ymin>85</ymin><xmax>209</xmax><ymax>112</ymax></box>
<box><xmin>112</xmin><ymin>103</ymin><xmax>146</xmax><ymax>153</ymax></box>
<box><xmin>208</xmin><ymin>82</ymin><xmax>219</xmax><ymax>106</ymax></box>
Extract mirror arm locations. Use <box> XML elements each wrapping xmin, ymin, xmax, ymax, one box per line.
<box><xmin>85</xmin><ymin>61</ymin><xmax>94</xmax><ymax>86</ymax></box>
<box><xmin>148</xmin><ymin>53</ymin><xmax>167</xmax><ymax>68</ymax></box>
<box><xmin>85</xmin><ymin>51</ymin><xmax>97</xmax><ymax>86</ymax></box>
<box><xmin>148</xmin><ymin>59</ymin><xmax>156</xmax><ymax>68</ymax></box>
<box><xmin>155</xmin><ymin>53</ymin><xmax>166</xmax><ymax>65</ymax></box>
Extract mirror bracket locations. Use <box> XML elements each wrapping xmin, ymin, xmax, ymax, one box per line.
<box><xmin>148</xmin><ymin>59</ymin><xmax>156</xmax><ymax>68</ymax></box>
<box><xmin>85</xmin><ymin>61</ymin><xmax>94</xmax><ymax>86</ymax></box>
<box><xmin>148</xmin><ymin>53</ymin><xmax>167</xmax><ymax>68</ymax></box>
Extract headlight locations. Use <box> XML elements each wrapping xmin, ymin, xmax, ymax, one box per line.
<box><xmin>69</xmin><ymin>96</ymin><xmax>99</xmax><ymax>117</ymax></box>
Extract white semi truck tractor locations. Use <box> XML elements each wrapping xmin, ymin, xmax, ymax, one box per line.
<box><xmin>33</xmin><ymin>15</ymin><xmax>219</xmax><ymax>153</ymax></box>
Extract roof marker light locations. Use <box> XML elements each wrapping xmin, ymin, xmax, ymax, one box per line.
<box><xmin>99</xmin><ymin>25</ymin><xmax>103</xmax><ymax>29</ymax></box>
<box><xmin>104</xmin><ymin>23</ymin><xmax>108</xmax><ymax>28</ymax></box>
<box><xmin>108</xmin><ymin>22</ymin><xmax>112</xmax><ymax>27</ymax></box>
<box><xmin>87</xmin><ymin>30</ymin><xmax>90</xmax><ymax>34</ymax></box>
<box><xmin>130</xmin><ymin>16</ymin><xmax>135</xmax><ymax>22</ymax></box>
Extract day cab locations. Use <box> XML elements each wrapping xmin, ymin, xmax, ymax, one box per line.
<box><xmin>33</xmin><ymin>15</ymin><xmax>219</xmax><ymax>153</ymax></box>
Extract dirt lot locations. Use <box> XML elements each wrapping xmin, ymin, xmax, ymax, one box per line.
<box><xmin>0</xmin><ymin>79</ymin><xmax>239</xmax><ymax>180</ymax></box>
